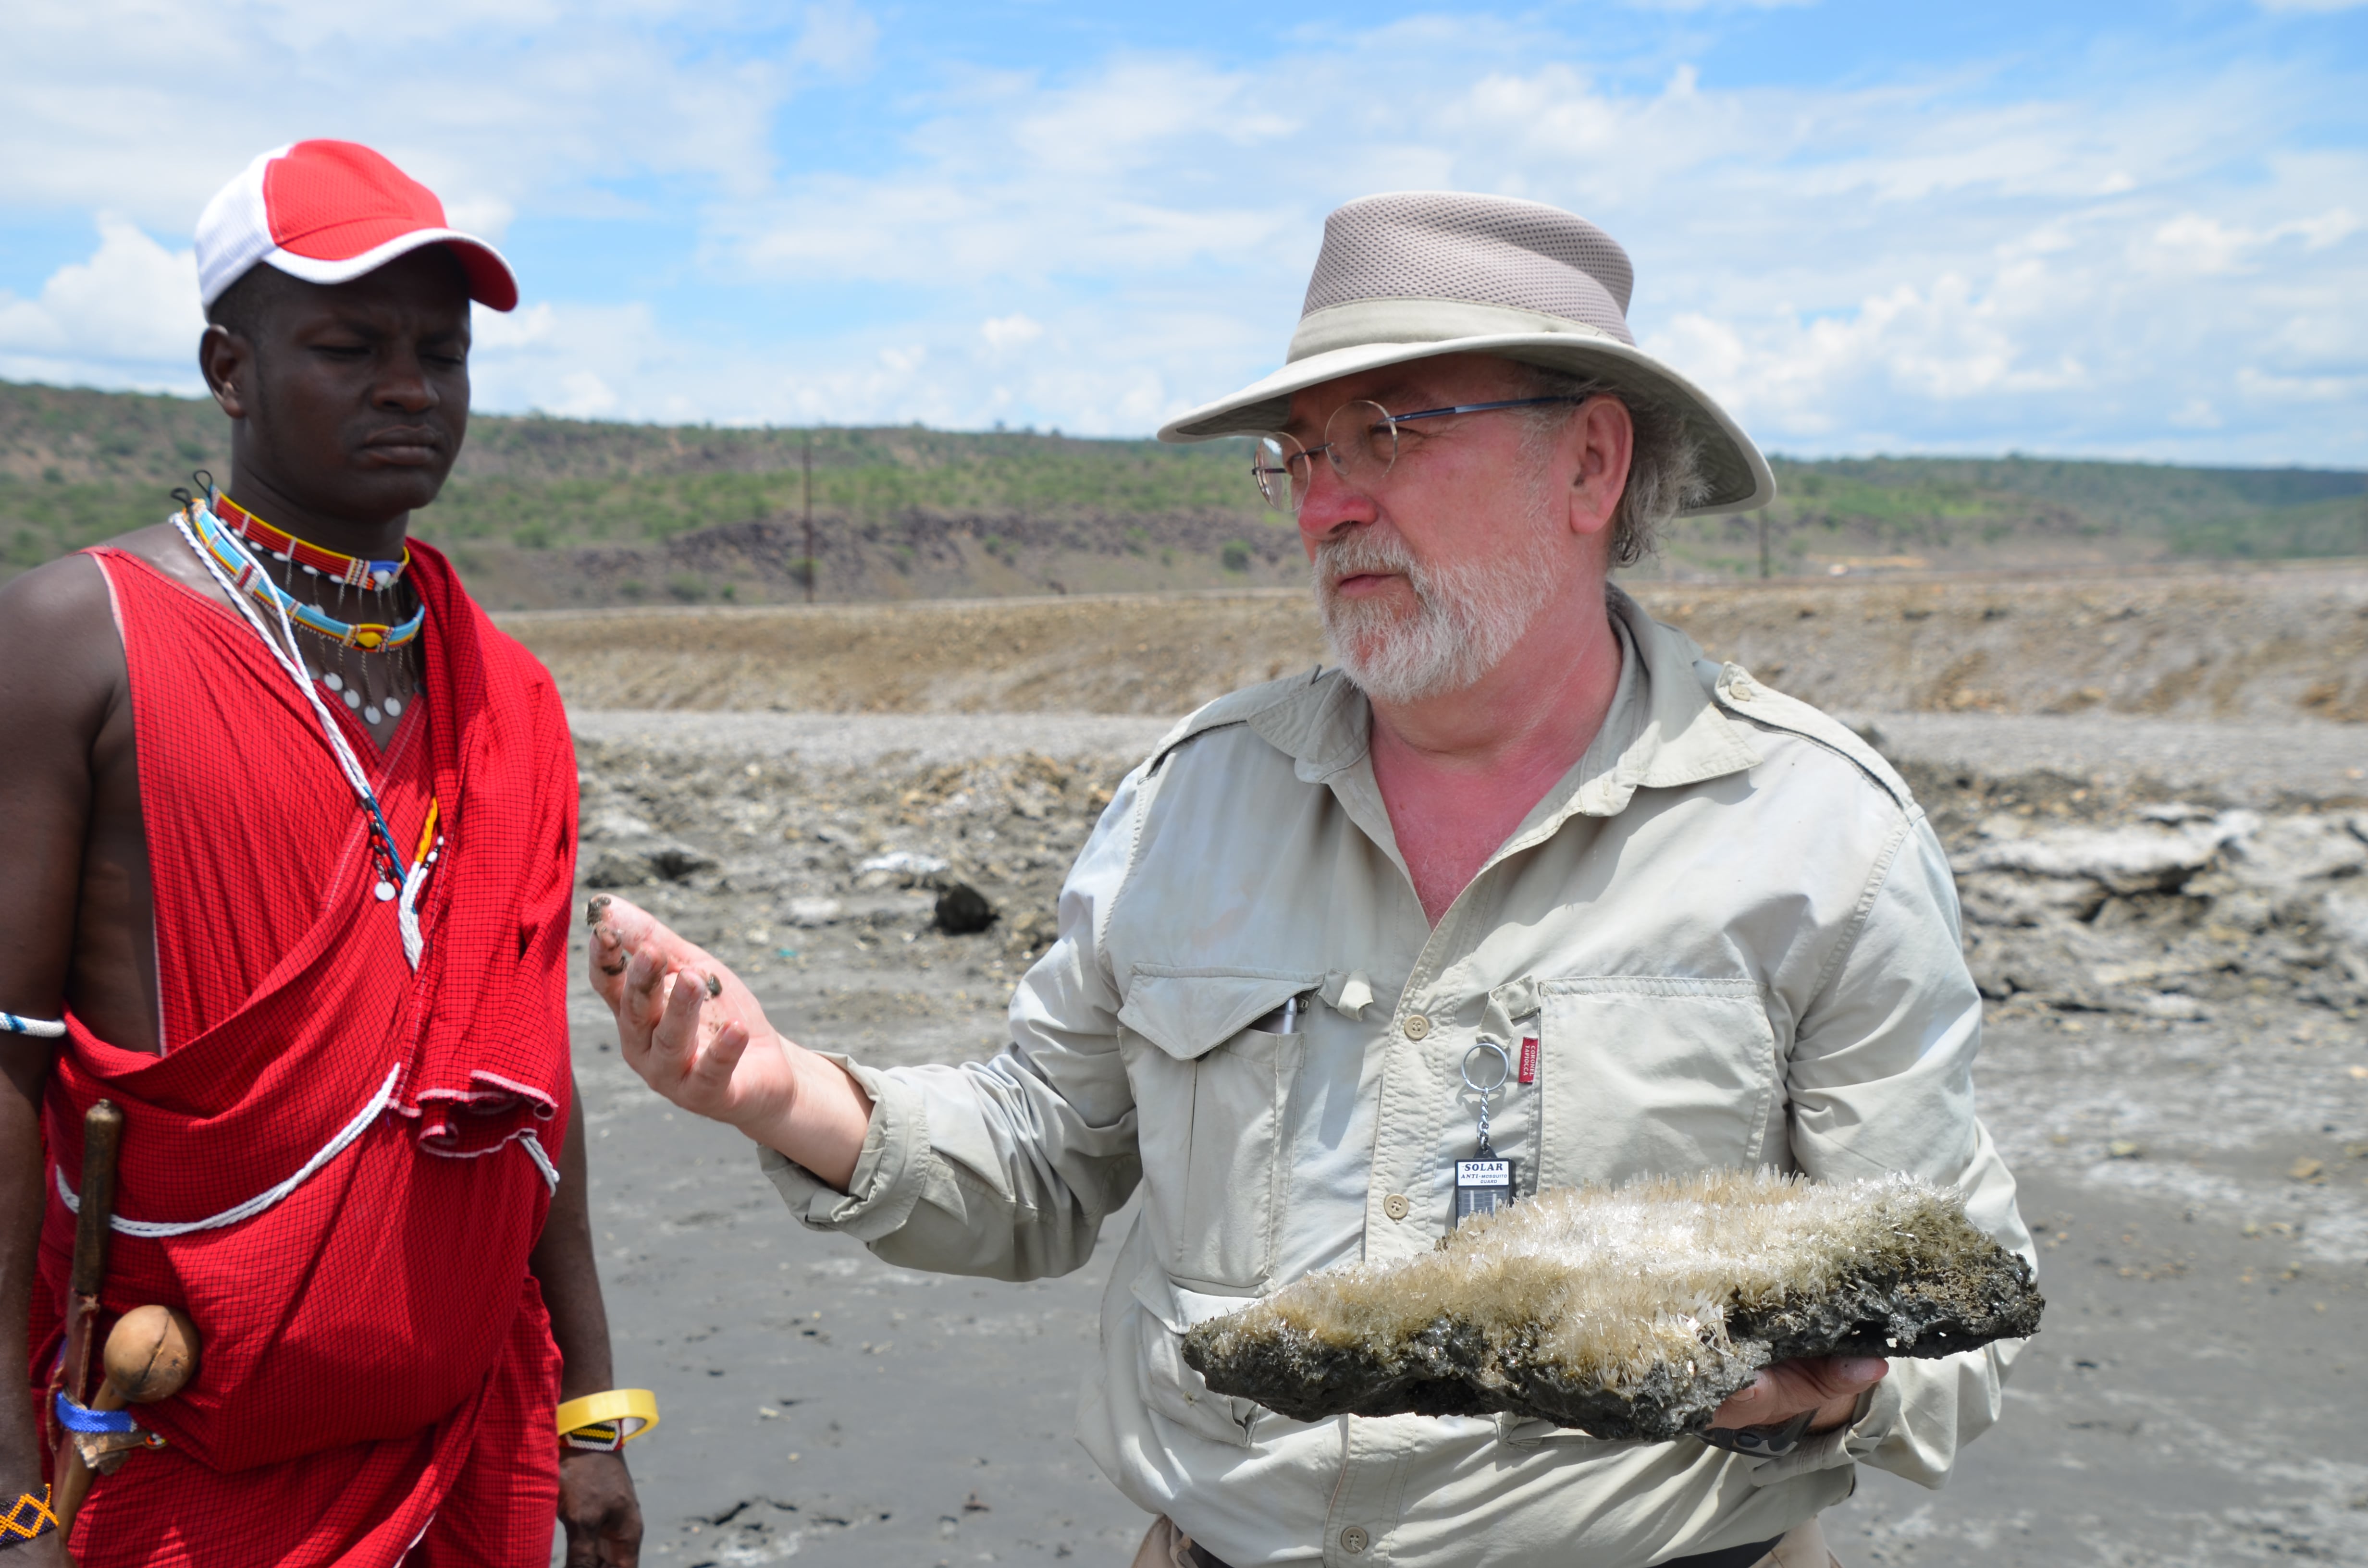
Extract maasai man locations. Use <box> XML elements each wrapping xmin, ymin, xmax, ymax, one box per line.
<box><xmin>0</xmin><ymin>141</ymin><xmax>644</xmax><ymax>1566</ymax></box>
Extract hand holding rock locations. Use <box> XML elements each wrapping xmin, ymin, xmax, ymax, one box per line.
<box><xmin>1707</xmin><ymin>1354</ymin><xmax>1887</xmax><ymax>1435</ymax></box>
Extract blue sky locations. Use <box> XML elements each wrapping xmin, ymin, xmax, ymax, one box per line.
<box><xmin>3</xmin><ymin>0</ymin><xmax>2364</xmax><ymax>464</ymax></box>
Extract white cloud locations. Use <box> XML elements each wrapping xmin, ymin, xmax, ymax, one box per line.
<box><xmin>0</xmin><ymin>0</ymin><xmax>831</xmax><ymax>227</ymax></box>
<box><xmin>791</xmin><ymin>0</ymin><xmax>880</xmax><ymax>77</ymax></box>
<box><xmin>2144</xmin><ymin>208</ymin><xmax>2363</xmax><ymax>274</ymax></box>
<box><xmin>468</xmin><ymin>299</ymin><xmax>681</xmax><ymax>418</ymax></box>
<box><xmin>0</xmin><ymin>218</ymin><xmax>204</xmax><ymax>391</ymax></box>
<box><xmin>553</xmin><ymin>372</ymin><xmax>620</xmax><ymax>418</ymax></box>
<box><xmin>980</xmin><ymin>314</ymin><xmax>1044</xmax><ymax>351</ymax></box>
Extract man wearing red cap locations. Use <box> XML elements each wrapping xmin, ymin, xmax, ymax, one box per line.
<box><xmin>0</xmin><ymin>142</ymin><xmax>643</xmax><ymax>1565</ymax></box>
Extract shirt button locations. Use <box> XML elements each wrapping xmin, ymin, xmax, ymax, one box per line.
<box><xmin>1403</xmin><ymin>1014</ymin><xmax>1431</xmax><ymax>1040</ymax></box>
<box><xmin>1382</xmin><ymin>1194</ymin><xmax>1410</xmax><ymax>1221</ymax></box>
<box><xmin>1340</xmin><ymin>1525</ymin><xmax>1371</xmax><ymax>1554</ymax></box>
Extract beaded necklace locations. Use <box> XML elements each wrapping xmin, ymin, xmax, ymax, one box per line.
<box><xmin>189</xmin><ymin>502</ymin><xmax>425</xmax><ymax>654</ymax></box>
<box><xmin>215</xmin><ymin>494</ymin><xmax>408</xmax><ymax>591</ymax></box>
<box><xmin>187</xmin><ymin>494</ymin><xmax>424</xmax><ymax>723</ymax></box>
<box><xmin>172</xmin><ymin>492</ymin><xmax>437</xmax><ymax>968</ymax></box>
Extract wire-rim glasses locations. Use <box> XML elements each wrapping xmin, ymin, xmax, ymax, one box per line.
<box><xmin>1250</xmin><ymin>396</ymin><xmax>1582</xmax><ymax>514</ymax></box>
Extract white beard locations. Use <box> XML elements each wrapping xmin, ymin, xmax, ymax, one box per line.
<box><xmin>1313</xmin><ymin>494</ymin><xmax>1565</xmax><ymax>707</ymax></box>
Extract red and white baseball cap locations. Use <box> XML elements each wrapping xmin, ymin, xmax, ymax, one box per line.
<box><xmin>196</xmin><ymin>140</ymin><xmax>518</xmax><ymax>312</ymax></box>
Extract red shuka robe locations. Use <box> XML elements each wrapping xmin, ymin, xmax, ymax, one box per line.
<box><xmin>31</xmin><ymin>540</ymin><xmax>580</xmax><ymax>1566</ymax></box>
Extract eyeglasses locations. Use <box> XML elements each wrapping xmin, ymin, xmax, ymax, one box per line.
<box><xmin>1251</xmin><ymin>396</ymin><xmax>1580</xmax><ymax>514</ymax></box>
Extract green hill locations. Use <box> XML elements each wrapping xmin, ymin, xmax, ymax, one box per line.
<box><xmin>2</xmin><ymin>378</ymin><xmax>2361</xmax><ymax>606</ymax></box>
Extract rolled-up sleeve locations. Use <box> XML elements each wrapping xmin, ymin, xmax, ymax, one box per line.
<box><xmin>1775</xmin><ymin>810</ymin><xmax>2036</xmax><ymax>1490</ymax></box>
<box><xmin>760</xmin><ymin>769</ymin><xmax>1148</xmax><ymax>1282</ymax></box>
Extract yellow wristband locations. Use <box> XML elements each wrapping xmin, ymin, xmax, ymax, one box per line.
<box><xmin>555</xmin><ymin>1389</ymin><xmax>660</xmax><ymax>1450</ymax></box>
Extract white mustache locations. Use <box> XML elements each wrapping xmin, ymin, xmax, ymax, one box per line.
<box><xmin>1314</xmin><ymin>529</ymin><xmax>1423</xmax><ymax>593</ymax></box>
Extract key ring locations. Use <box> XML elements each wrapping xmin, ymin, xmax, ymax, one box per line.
<box><xmin>1462</xmin><ymin>1040</ymin><xmax>1512</xmax><ymax>1149</ymax></box>
<box><xmin>1461</xmin><ymin>1040</ymin><xmax>1512</xmax><ymax>1096</ymax></box>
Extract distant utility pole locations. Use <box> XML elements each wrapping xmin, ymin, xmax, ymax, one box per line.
<box><xmin>802</xmin><ymin>428</ymin><xmax>815</xmax><ymax>604</ymax></box>
<box><xmin>1759</xmin><ymin>513</ymin><xmax>1771</xmax><ymax>579</ymax></box>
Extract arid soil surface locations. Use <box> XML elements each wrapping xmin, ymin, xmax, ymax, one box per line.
<box><xmin>509</xmin><ymin>560</ymin><xmax>2368</xmax><ymax>724</ymax></box>
<box><xmin>555</xmin><ymin>573</ymin><xmax>2368</xmax><ymax>1567</ymax></box>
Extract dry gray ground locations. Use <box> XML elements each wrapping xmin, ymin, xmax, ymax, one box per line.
<box><xmin>562</xmin><ymin>710</ymin><xmax>2368</xmax><ymax>1568</ymax></box>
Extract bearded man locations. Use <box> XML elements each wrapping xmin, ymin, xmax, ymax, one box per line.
<box><xmin>0</xmin><ymin>142</ymin><xmax>642</xmax><ymax>1565</ymax></box>
<box><xmin>591</xmin><ymin>193</ymin><xmax>2031</xmax><ymax>1568</ymax></box>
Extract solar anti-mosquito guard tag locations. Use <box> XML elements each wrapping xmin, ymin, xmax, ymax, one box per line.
<box><xmin>1454</xmin><ymin>1040</ymin><xmax>1517</xmax><ymax>1228</ymax></box>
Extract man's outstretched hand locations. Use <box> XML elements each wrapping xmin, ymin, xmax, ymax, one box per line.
<box><xmin>588</xmin><ymin>895</ymin><xmax>794</xmax><ymax>1134</ymax></box>
<box><xmin>586</xmin><ymin>896</ymin><xmax>871</xmax><ymax>1189</ymax></box>
<box><xmin>1707</xmin><ymin>1354</ymin><xmax>1886</xmax><ymax>1436</ymax></box>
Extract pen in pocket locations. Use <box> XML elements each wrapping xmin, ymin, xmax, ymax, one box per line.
<box><xmin>1252</xmin><ymin>993</ymin><xmax>1307</xmax><ymax>1033</ymax></box>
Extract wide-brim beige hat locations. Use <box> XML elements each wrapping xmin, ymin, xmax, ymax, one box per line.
<box><xmin>1158</xmin><ymin>192</ymin><xmax>1774</xmax><ymax>515</ymax></box>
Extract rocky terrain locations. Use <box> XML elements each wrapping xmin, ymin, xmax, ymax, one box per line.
<box><xmin>1957</xmin><ymin>804</ymin><xmax>2367</xmax><ymax>1015</ymax></box>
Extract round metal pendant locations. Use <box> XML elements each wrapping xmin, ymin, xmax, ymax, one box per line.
<box><xmin>373</xmin><ymin>880</ymin><xmax>397</xmax><ymax>902</ymax></box>
<box><xmin>383</xmin><ymin>697</ymin><xmax>403</xmax><ymax>717</ymax></box>
<box><xmin>344</xmin><ymin>688</ymin><xmax>362</xmax><ymax>709</ymax></box>
<box><xmin>323</xmin><ymin>673</ymin><xmax>344</xmax><ymax>692</ymax></box>
<box><xmin>363</xmin><ymin>706</ymin><xmax>382</xmax><ymax>724</ymax></box>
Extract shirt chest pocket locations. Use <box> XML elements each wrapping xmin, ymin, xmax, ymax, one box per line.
<box><xmin>1117</xmin><ymin>967</ymin><xmax>1318</xmax><ymax>1292</ymax></box>
<box><xmin>1532</xmin><ymin>976</ymin><xmax>1779</xmax><ymax>1191</ymax></box>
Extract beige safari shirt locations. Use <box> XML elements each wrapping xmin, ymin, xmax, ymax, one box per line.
<box><xmin>766</xmin><ymin>588</ymin><xmax>2033</xmax><ymax>1568</ymax></box>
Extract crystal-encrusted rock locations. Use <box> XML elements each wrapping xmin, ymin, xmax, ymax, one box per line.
<box><xmin>1182</xmin><ymin>1170</ymin><xmax>2042</xmax><ymax>1441</ymax></box>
